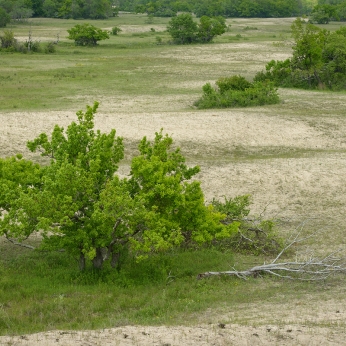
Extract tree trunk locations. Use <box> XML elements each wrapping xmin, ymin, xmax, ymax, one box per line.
<box><xmin>92</xmin><ymin>248</ymin><xmax>104</xmax><ymax>269</ymax></box>
<box><xmin>79</xmin><ymin>252</ymin><xmax>86</xmax><ymax>271</ymax></box>
<box><xmin>111</xmin><ymin>252</ymin><xmax>120</xmax><ymax>268</ymax></box>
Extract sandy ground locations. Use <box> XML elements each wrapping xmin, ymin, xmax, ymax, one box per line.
<box><xmin>1</xmin><ymin>92</ymin><xmax>346</xmax><ymax>344</ymax></box>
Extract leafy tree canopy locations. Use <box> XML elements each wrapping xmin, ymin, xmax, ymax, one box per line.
<box><xmin>0</xmin><ymin>103</ymin><xmax>239</xmax><ymax>270</ymax></box>
<box><xmin>67</xmin><ymin>23</ymin><xmax>110</xmax><ymax>46</ymax></box>
<box><xmin>167</xmin><ymin>13</ymin><xmax>227</xmax><ymax>44</ymax></box>
<box><xmin>255</xmin><ymin>18</ymin><xmax>346</xmax><ymax>90</ymax></box>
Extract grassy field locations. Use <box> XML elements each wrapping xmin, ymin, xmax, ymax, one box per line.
<box><xmin>1</xmin><ymin>14</ymin><xmax>346</xmax><ymax>340</ymax></box>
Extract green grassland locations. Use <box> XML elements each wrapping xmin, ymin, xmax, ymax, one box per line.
<box><xmin>0</xmin><ymin>15</ymin><xmax>295</xmax><ymax>111</ymax></box>
<box><xmin>1</xmin><ymin>14</ymin><xmax>346</xmax><ymax>336</ymax></box>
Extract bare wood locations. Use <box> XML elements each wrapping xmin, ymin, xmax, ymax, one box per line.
<box><xmin>198</xmin><ymin>226</ymin><xmax>346</xmax><ymax>281</ymax></box>
<box><xmin>5</xmin><ymin>235</ymin><xmax>36</xmax><ymax>250</ymax></box>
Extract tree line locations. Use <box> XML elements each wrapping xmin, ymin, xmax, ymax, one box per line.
<box><xmin>120</xmin><ymin>0</ymin><xmax>313</xmax><ymax>18</ymax></box>
<box><xmin>0</xmin><ymin>0</ymin><xmax>319</xmax><ymax>24</ymax></box>
<box><xmin>0</xmin><ymin>0</ymin><xmax>116</xmax><ymax>22</ymax></box>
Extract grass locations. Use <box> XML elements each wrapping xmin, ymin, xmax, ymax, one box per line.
<box><xmin>0</xmin><ymin>15</ymin><xmax>295</xmax><ymax>111</ymax></box>
<box><xmin>0</xmin><ymin>241</ymin><xmax>337</xmax><ymax>335</ymax></box>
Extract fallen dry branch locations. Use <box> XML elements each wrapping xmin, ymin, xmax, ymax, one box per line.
<box><xmin>198</xmin><ymin>226</ymin><xmax>346</xmax><ymax>281</ymax></box>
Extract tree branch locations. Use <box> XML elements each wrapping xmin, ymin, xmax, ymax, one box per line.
<box><xmin>198</xmin><ymin>227</ymin><xmax>346</xmax><ymax>281</ymax></box>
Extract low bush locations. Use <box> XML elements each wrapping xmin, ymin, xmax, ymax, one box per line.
<box><xmin>194</xmin><ymin>75</ymin><xmax>280</xmax><ymax>109</ymax></box>
<box><xmin>0</xmin><ymin>30</ymin><xmax>16</xmax><ymax>49</ymax></box>
<box><xmin>211</xmin><ymin>196</ymin><xmax>284</xmax><ymax>255</ymax></box>
<box><xmin>110</xmin><ymin>26</ymin><xmax>122</xmax><ymax>35</ymax></box>
<box><xmin>44</xmin><ymin>41</ymin><xmax>56</xmax><ymax>53</ymax></box>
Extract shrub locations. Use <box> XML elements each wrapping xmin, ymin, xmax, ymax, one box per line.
<box><xmin>256</xmin><ymin>19</ymin><xmax>346</xmax><ymax>91</ymax></box>
<box><xmin>211</xmin><ymin>196</ymin><xmax>284</xmax><ymax>255</ymax></box>
<box><xmin>167</xmin><ymin>14</ymin><xmax>226</xmax><ymax>44</ymax></box>
<box><xmin>194</xmin><ymin>75</ymin><xmax>280</xmax><ymax>109</ymax></box>
<box><xmin>67</xmin><ymin>23</ymin><xmax>110</xmax><ymax>46</ymax></box>
<box><xmin>110</xmin><ymin>26</ymin><xmax>122</xmax><ymax>35</ymax></box>
<box><xmin>44</xmin><ymin>41</ymin><xmax>56</xmax><ymax>54</ymax></box>
<box><xmin>24</xmin><ymin>39</ymin><xmax>41</xmax><ymax>52</ymax></box>
<box><xmin>0</xmin><ymin>30</ymin><xmax>16</xmax><ymax>48</ymax></box>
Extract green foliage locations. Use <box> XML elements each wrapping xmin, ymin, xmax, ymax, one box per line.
<box><xmin>0</xmin><ymin>155</ymin><xmax>43</xmax><ymax>240</ymax></box>
<box><xmin>67</xmin><ymin>23</ymin><xmax>110</xmax><ymax>46</ymax></box>
<box><xmin>167</xmin><ymin>13</ymin><xmax>226</xmax><ymax>44</ymax></box>
<box><xmin>0</xmin><ymin>7</ymin><xmax>11</xmax><ymax>27</ymax></box>
<box><xmin>212</xmin><ymin>196</ymin><xmax>284</xmax><ymax>255</ymax></box>
<box><xmin>167</xmin><ymin>13</ymin><xmax>198</xmax><ymax>44</ymax></box>
<box><xmin>211</xmin><ymin>195</ymin><xmax>251</xmax><ymax>221</ymax></box>
<box><xmin>0</xmin><ymin>29</ymin><xmax>16</xmax><ymax>48</ymax></box>
<box><xmin>110</xmin><ymin>26</ymin><xmax>122</xmax><ymax>35</ymax></box>
<box><xmin>216</xmin><ymin>75</ymin><xmax>252</xmax><ymax>93</ymax></box>
<box><xmin>57</xmin><ymin>0</ymin><xmax>113</xmax><ymax>19</ymax></box>
<box><xmin>1</xmin><ymin>103</ymin><xmax>239</xmax><ymax>270</ymax></box>
<box><xmin>194</xmin><ymin>75</ymin><xmax>280</xmax><ymax>109</ymax></box>
<box><xmin>44</xmin><ymin>41</ymin><xmax>56</xmax><ymax>53</ymax></box>
<box><xmin>255</xmin><ymin>18</ymin><xmax>346</xmax><ymax>90</ymax></box>
<box><xmin>23</xmin><ymin>102</ymin><xmax>124</xmax><ymax>268</ymax></box>
<box><xmin>197</xmin><ymin>15</ymin><xmax>227</xmax><ymax>43</ymax></box>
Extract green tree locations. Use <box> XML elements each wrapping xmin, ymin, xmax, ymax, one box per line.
<box><xmin>0</xmin><ymin>7</ymin><xmax>11</xmax><ymax>27</ymax></box>
<box><xmin>291</xmin><ymin>19</ymin><xmax>328</xmax><ymax>84</ymax></box>
<box><xmin>197</xmin><ymin>15</ymin><xmax>226</xmax><ymax>43</ymax></box>
<box><xmin>1</xmin><ymin>103</ymin><xmax>238</xmax><ymax>270</ymax></box>
<box><xmin>167</xmin><ymin>13</ymin><xmax>198</xmax><ymax>44</ymax></box>
<box><xmin>21</xmin><ymin>102</ymin><xmax>124</xmax><ymax>270</ymax></box>
<box><xmin>67</xmin><ymin>23</ymin><xmax>110</xmax><ymax>46</ymax></box>
<box><xmin>255</xmin><ymin>18</ymin><xmax>346</xmax><ymax>90</ymax></box>
<box><xmin>167</xmin><ymin>13</ymin><xmax>226</xmax><ymax>44</ymax></box>
<box><xmin>310</xmin><ymin>4</ymin><xmax>337</xmax><ymax>23</ymax></box>
<box><xmin>0</xmin><ymin>155</ymin><xmax>43</xmax><ymax>242</ymax></box>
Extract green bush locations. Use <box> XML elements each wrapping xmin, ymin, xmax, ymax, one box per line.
<box><xmin>24</xmin><ymin>39</ymin><xmax>41</xmax><ymax>52</ymax></box>
<box><xmin>0</xmin><ymin>30</ymin><xmax>16</xmax><ymax>49</ymax></box>
<box><xmin>110</xmin><ymin>26</ymin><xmax>122</xmax><ymax>35</ymax></box>
<box><xmin>44</xmin><ymin>41</ymin><xmax>56</xmax><ymax>54</ymax></box>
<box><xmin>194</xmin><ymin>75</ymin><xmax>280</xmax><ymax>109</ymax></box>
<box><xmin>255</xmin><ymin>19</ymin><xmax>346</xmax><ymax>91</ymax></box>
<box><xmin>67</xmin><ymin>23</ymin><xmax>110</xmax><ymax>46</ymax></box>
<box><xmin>211</xmin><ymin>196</ymin><xmax>284</xmax><ymax>255</ymax></box>
<box><xmin>167</xmin><ymin>13</ymin><xmax>226</xmax><ymax>44</ymax></box>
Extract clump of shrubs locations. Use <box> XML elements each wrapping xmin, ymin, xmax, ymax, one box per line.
<box><xmin>194</xmin><ymin>75</ymin><xmax>280</xmax><ymax>109</ymax></box>
<box><xmin>110</xmin><ymin>26</ymin><xmax>122</xmax><ymax>35</ymax></box>
<box><xmin>0</xmin><ymin>30</ymin><xmax>56</xmax><ymax>54</ymax></box>
<box><xmin>211</xmin><ymin>195</ymin><xmax>284</xmax><ymax>255</ymax></box>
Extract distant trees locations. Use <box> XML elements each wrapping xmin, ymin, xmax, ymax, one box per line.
<box><xmin>0</xmin><ymin>0</ymin><xmax>114</xmax><ymax>19</ymax></box>
<box><xmin>0</xmin><ymin>7</ymin><xmax>10</xmax><ymax>27</ymax></box>
<box><xmin>167</xmin><ymin>13</ymin><xmax>226</xmax><ymax>44</ymax></box>
<box><xmin>0</xmin><ymin>0</ymin><xmax>317</xmax><ymax>20</ymax></box>
<box><xmin>120</xmin><ymin>0</ymin><xmax>306</xmax><ymax>18</ymax></box>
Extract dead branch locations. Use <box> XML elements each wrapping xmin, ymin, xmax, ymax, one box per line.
<box><xmin>198</xmin><ymin>226</ymin><xmax>346</xmax><ymax>281</ymax></box>
<box><xmin>5</xmin><ymin>234</ymin><xmax>36</xmax><ymax>250</ymax></box>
